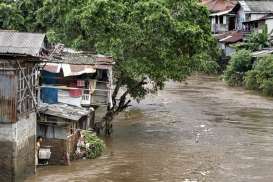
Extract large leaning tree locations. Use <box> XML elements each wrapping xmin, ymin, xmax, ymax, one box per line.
<box><xmin>1</xmin><ymin>0</ymin><xmax>219</xmax><ymax>135</ymax></box>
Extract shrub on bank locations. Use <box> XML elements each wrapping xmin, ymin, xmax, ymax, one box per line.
<box><xmin>223</xmin><ymin>49</ymin><xmax>253</xmax><ymax>86</ymax></box>
<box><xmin>244</xmin><ymin>56</ymin><xmax>273</xmax><ymax>96</ymax></box>
<box><xmin>82</xmin><ymin>131</ymin><xmax>106</xmax><ymax>159</ymax></box>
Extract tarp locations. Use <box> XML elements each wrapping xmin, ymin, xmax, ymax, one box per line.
<box><xmin>44</xmin><ymin>63</ymin><xmax>96</xmax><ymax>77</ymax></box>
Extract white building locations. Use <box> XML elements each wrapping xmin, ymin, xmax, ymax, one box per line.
<box><xmin>238</xmin><ymin>1</ymin><xmax>273</xmax><ymax>33</ymax></box>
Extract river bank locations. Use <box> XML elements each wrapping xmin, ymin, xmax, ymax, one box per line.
<box><xmin>26</xmin><ymin>74</ymin><xmax>273</xmax><ymax>182</ymax></box>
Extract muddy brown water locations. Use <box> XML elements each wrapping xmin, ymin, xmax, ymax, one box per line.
<box><xmin>26</xmin><ymin>75</ymin><xmax>273</xmax><ymax>182</ymax></box>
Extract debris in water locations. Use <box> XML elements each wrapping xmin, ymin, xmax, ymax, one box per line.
<box><xmin>183</xmin><ymin>179</ymin><xmax>197</xmax><ymax>182</ymax></box>
<box><xmin>195</xmin><ymin>133</ymin><xmax>200</xmax><ymax>143</ymax></box>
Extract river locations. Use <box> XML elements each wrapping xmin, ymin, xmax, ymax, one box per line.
<box><xmin>26</xmin><ymin>74</ymin><xmax>273</xmax><ymax>182</ymax></box>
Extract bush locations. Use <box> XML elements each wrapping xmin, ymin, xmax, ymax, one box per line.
<box><xmin>245</xmin><ymin>26</ymin><xmax>269</xmax><ymax>51</ymax></box>
<box><xmin>261</xmin><ymin>79</ymin><xmax>273</xmax><ymax>96</ymax></box>
<box><xmin>223</xmin><ymin>49</ymin><xmax>253</xmax><ymax>86</ymax></box>
<box><xmin>83</xmin><ymin>131</ymin><xmax>105</xmax><ymax>159</ymax></box>
<box><xmin>244</xmin><ymin>70</ymin><xmax>259</xmax><ymax>90</ymax></box>
<box><xmin>244</xmin><ymin>55</ymin><xmax>273</xmax><ymax>96</ymax></box>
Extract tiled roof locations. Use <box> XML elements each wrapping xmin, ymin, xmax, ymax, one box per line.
<box><xmin>201</xmin><ymin>0</ymin><xmax>238</xmax><ymax>13</ymax></box>
<box><xmin>215</xmin><ymin>31</ymin><xmax>244</xmax><ymax>43</ymax></box>
<box><xmin>0</xmin><ymin>30</ymin><xmax>46</xmax><ymax>57</ymax></box>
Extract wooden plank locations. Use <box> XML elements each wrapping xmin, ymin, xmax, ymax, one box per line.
<box><xmin>16</xmin><ymin>61</ymin><xmax>38</xmax><ymax>113</ymax></box>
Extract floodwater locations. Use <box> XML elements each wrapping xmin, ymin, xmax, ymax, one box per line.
<box><xmin>26</xmin><ymin>75</ymin><xmax>273</xmax><ymax>182</ymax></box>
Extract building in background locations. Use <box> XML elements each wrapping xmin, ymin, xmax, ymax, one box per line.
<box><xmin>202</xmin><ymin>0</ymin><xmax>273</xmax><ymax>34</ymax></box>
<box><xmin>202</xmin><ymin>0</ymin><xmax>239</xmax><ymax>33</ymax></box>
<box><xmin>238</xmin><ymin>0</ymin><xmax>273</xmax><ymax>32</ymax></box>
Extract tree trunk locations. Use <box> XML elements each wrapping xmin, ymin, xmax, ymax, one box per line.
<box><xmin>95</xmin><ymin>78</ymin><xmax>146</xmax><ymax>136</ymax></box>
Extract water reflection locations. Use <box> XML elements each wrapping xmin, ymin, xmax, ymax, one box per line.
<box><xmin>26</xmin><ymin>75</ymin><xmax>273</xmax><ymax>182</ymax></box>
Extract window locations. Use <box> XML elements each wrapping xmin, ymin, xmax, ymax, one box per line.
<box><xmin>220</xmin><ymin>16</ymin><xmax>223</xmax><ymax>24</ymax></box>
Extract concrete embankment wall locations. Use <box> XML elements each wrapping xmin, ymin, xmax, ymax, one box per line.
<box><xmin>0</xmin><ymin>113</ymin><xmax>36</xmax><ymax>182</ymax></box>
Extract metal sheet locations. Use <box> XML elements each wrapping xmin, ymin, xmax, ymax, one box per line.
<box><xmin>39</xmin><ymin>103</ymin><xmax>89</xmax><ymax>121</ymax></box>
<box><xmin>0</xmin><ymin>31</ymin><xmax>45</xmax><ymax>57</ymax></box>
<box><xmin>0</xmin><ymin>70</ymin><xmax>16</xmax><ymax>123</ymax></box>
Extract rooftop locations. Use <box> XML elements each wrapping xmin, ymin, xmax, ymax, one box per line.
<box><xmin>202</xmin><ymin>0</ymin><xmax>238</xmax><ymax>13</ymax></box>
<box><xmin>46</xmin><ymin>48</ymin><xmax>114</xmax><ymax>65</ymax></box>
<box><xmin>39</xmin><ymin>103</ymin><xmax>90</xmax><ymax>121</ymax></box>
<box><xmin>0</xmin><ymin>30</ymin><xmax>47</xmax><ymax>57</ymax></box>
<box><xmin>251</xmin><ymin>48</ymin><xmax>273</xmax><ymax>58</ymax></box>
<box><xmin>215</xmin><ymin>31</ymin><xmax>244</xmax><ymax>43</ymax></box>
<box><xmin>243</xmin><ymin>13</ymin><xmax>273</xmax><ymax>23</ymax></box>
<box><xmin>239</xmin><ymin>1</ymin><xmax>273</xmax><ymax>13</ymax></box>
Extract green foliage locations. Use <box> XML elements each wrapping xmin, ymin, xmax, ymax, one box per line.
<box><xmin>262</xmin><ymin>79</ymin><xmax>273</xmax><ymax>96</ymax></box>
<box><xmin>83</xmin><ymin>131</ymin><xmax>105</xmax><ymax>159</ymax></box>
<box><xmin>0</xmin><ymin>0</ymin><xmax>219</xmax><ymax>102</ymax></box>
<box><xmin>245</xmin><ymin>26</ymin><xmax>269</xmax><ymax>51</ymax></box>
<box><xmin>192</xmin><ymin>52</ymin><xmax>219</xmax><ymax>74</ymax></box>
<box><xmin>0</xmin><ymin>2</ymin><xmax>24</xmax><ymax>30</ymax></box>
<box><xmin>224</xmin><ymin>50</ymin><xmax>253</xmax><ymax>86</ymax></box>
<box><xmin>244</xmin><ymin>56</ymin><xmax>273</xmax><ymax>96</ymax></box>
<box><xmin>244</xmin><ymin>70</ymin><xmax>259</xmax><ymax>90</ymax></box>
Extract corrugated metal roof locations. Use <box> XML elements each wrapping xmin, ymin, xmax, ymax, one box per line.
<box><xmin>0</xmin><ymin>31</ymin><xmax>46</xmax><ymax>57</ymax></box>
<box><xmin>48</xmin><ymin>53</ymin><xmax>114</xmax><ymax>65</ymax></box>
<box><xmin>39</xmin><ymin>103</ymin><xmax>89</xmax><ymax>121</ymax></box>
<box><xmin>243</xmin><ymin>13</ymin><xmax>273</xmax><ymax>23</ymax></box>
<box><xmin>46</xmin><ymin>47</ymin><xmax>114</xmax><ymax>65</ymax></box>
<box><xmin>239</xmin><ymin>1</ymin><xmax>273</xmax><ymax>13</ymax></box>
<box><xmin>251</xmin><ymin>49</ymin><xmax>273</xmax><ymax>58</ymax></box>
<box><xmin>219</xmin><ymin>31</ymin><xmax>244</xmax><ymax>43</ymax></box>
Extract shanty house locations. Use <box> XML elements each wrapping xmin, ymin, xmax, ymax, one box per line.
<box><xmin>36</xmin><ymin>48</ymin><xmax>113</xmax><ymax>163</ymax></box>
<box><xmin>37</xmin><ymin>103</ymin><xmax>92</xmax><ymax>165</ymax></box>
<box><xmin>0</xmin><ymin>31</ymin><xmax>48</xmax><ymax>182</ymax></box>
<box><xmin>41</xmin><ymin>49</ymin><xmax>114</xmax><ymax>108</ymax></box>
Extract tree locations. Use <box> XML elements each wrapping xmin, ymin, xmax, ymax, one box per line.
<box><xmin>0</xmin><ymin>1</ymin><xmax>24</xmax><ymax>30</ymax></box>
<box><xmin>1</xmin><ymin>0</ymin><xmax>219</xmax><ymax>135</ymax></box>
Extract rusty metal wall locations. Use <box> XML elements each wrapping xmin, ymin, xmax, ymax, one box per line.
<box><xmin>0</xmin><ymin>70</ymin><xmax>17</xmax><ymax>123</ymax></box>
